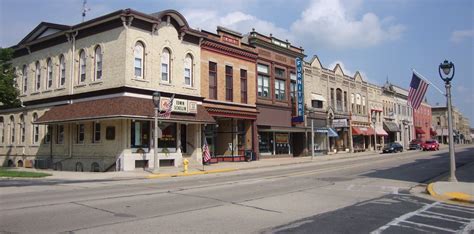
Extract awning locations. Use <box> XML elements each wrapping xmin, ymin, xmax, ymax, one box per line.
<box><xmin>258</xmin><ymin>126</ymin><xmax>310</xmax><ymax>133</ymax></box>
<box><xmin>384</xmin><ymin>121</ymin><xmax>400</xmax><ymax>132</ymax></box>
<box><xmin>311</xmin><ymin>93</ymin><xmax>326</xmax><ymax>102</ymax></box>
<box><xmin>352</xmin><ymin>126</ymin><xmax>374</xmax><ymax>136</ymax></box>
<box><xmin>36</xmin><ymin>96</ymin><xmax>216</xmax><ymax>124</ymax></box>
<box><xmin>415</xmin><ymin>127</ymin><xmax>426</xmax><ymax>134</ymax></box>
<box><xmin>375</xmin><ymin>126</ymin><xmax>388</xmax><ymax>136</ymax></box>
<box><xmin>430</xmin><ymin>128</ymin><xmax>437</xmax><ymax>136</ymax></box>
<box><xmin>312</xmin><ymin>127</ymin><xmax>338</xmax><ymax>137</ymax></box>
<box><xmin>328</xmin><ymin>128</ymin><xmax>339</xmax><ymax>137</ymax></box>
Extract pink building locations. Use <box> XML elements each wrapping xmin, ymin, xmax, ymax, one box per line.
<box><xmin>413</xmin><ymin>103</ymin><xmax>433</xmax><ymax>141</ymax></box>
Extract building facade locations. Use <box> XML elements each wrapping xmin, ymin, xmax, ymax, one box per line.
<box><xmin>413</xmin><ymin>102</ymin><xmax>433</xmax><ymax>141</ymax></box>
<box><xmin>432</xmin><ymin>106</ymin><xmax>471</xmax><ymax>144</ymax></box>
<box><xmin>245</xmin><ymin>30</ymin><xmax>306</xmax><ymax>157</ymax></box>
<box><xmin>200</xmin><ymin>26</ymin><xmax>258</xmax><ymax>161</ymax></box>
<box><xmin>1</xmin><ymin>9</ymin><xmax>216</xmax><ymax>171</ymax></box>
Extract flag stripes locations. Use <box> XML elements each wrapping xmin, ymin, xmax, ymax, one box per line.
<box><xmin>202</xmin><ymin>138</ymin><xmax>211</xmax><ymax>163</ymax></box>
<box><xmin>408</xmin><ymin>72</ymin><xmax>429</xmax><ymax>110</ymax></box>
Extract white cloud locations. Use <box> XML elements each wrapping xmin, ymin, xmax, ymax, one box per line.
<box><xmin>291</xmin><ymin>0</ymin><xmax>405</xmax><ymax>49</ymax></box>
<box><xmin>450</xmin><ymin>29</ymin><xmax>474</xmax><ymax>43</ymax></box>
<box><xmin>181</xmin><ymin>9</ymin><xmax>289</xmax><ymax>39</ymax></box>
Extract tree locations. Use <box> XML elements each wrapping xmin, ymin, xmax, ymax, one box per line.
<box><xmin>0</xmin><ymin>47</ymin><xmax>21</xmax><ymax>108</ymax></box>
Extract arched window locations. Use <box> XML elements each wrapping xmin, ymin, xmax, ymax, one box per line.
<box><xmin>35</xmin><ymin>61</ymin><xmax>41</xmax><ymax>91</ymax></box>
<box><xmin>0</xmin><ymin>117</ymin><xmax>4</xmax><ymax>143</ymax></box>
<box><xmin>94</xmin><ymin>46</ymin><xmax>102</xmax><ymax>80</ymax></box>
<box><xmin>59</xmin><ymin>55</ymin><xmax>66</xmax><ymax>87</ymax></box>
<box><xmin>79</xmin><ymin>50</ymin><xmax>86</xmax><ymax>83</ymax></box>
<box><xmin>134</xmin><ymin>42</ymin><xmax>144</xmax><ymax>78</ymax></box>
<box><xmin>184</xmin><ymin>54</ymin><xmax>193</xmax><ymax>86</ymax></box>
<box><xmin>32</xmin><ymin>113</ymin><xmax>39</xmax><ymax>144</ymax></box>
<box><xmin>19</xmin><ymin>114</ymin><xmax>25</xmax><ymax>143</ymax></box>
<box><xmin>46</xmin><ymin>58</ymin><xmax>53</xmax><ymax>89</ymax></box>
<box><xmin>356</xmin><ymin>94</ymin><xmax>361</xmax><ymax>114</ymax></box>
<box><xmin>336</xmin><ymin>88</ymin><xmax>343</xmax><ymax>112</ymax></box>
<box><xmin>161</xmin><ymin>48</ymin><xmax>171</xmax><ymax>83</ymax></box>
<box><xmin>22</xmin><ymin>65</ymin><xmax>28</xmax><ymax>93</ymax></box>
<box><xmin>9</xmin><ymin>115</ymin><xmax>15</xmax><ymax>144</ymax></box>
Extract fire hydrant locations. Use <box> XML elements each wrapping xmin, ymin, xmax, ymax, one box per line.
<box><xmin>183</xmin><ymin>158</ymin><xmax>189</xmax><ymax>173</ymax></box>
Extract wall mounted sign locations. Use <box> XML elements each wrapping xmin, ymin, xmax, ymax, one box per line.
<box><xmin>160</xmin><ymin>98</ymin><xmax>198</xmax><ymax>114</ymax></box>
<box><xmin>292</xmin><ymin>57</ymin><xmax>304</xmax><ymax>123</ymax></box>
<box><xmin>332</xmin><ymin>119</ymin><xmax>348</xmax><ymax>128</ymax></box>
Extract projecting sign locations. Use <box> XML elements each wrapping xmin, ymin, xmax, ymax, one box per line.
<box><xmin>292</xmin><ymin>57</ymin><xmax>304</xmax><ymax>123</ymax></box>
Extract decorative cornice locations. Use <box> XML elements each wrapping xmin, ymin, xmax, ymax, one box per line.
<box><xmin>201</xmin><ymin>40</ymin><xmax>258</xmax><ymax>62</ymax></box>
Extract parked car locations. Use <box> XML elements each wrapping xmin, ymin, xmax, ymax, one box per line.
<box><xmin>382</xmin><ymin>142</ymin><xmax>404</xmax><ymax>153</ymax></box>
<box><xmin>409</xmin><ymin>139</ymin><xmax>423</xmax><ymax>150</ymax></box>
<box><xmin>422</xmin><ymin>140</ymin><xmax>439</xmax><ymax>151</ymax></box>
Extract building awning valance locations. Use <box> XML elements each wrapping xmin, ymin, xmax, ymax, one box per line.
<box><xmin>36</xmin><ymin>96</ymin><xmax>216</xmax><ymax>124</ymax></box>
<box><xmin>258</xmin><ymin>126</ymin><xmax>310</xmax><ymax>133</ymax></box>
<box><xmin>383</xmin><ymin>121</ymin><xmax>400</xmax><ymax>132</ymax></box>
<box><xmin>311</xmin><ymin>93</ymin><xmax>326</xmax><ymax>102</ymax></box>
<box><xmin>415</xmin><ymin>127</ymin><xmax>426</xmax><ymax>134</ymax></box>
<box><xmin>352</xmin><ymin>126</ymin><xmax>374</xmax><ymax>136</ymax></box>
<box><xmin>375</xmin><ymin>126</ymin><xmax>388</xmax><ymax>136</ymax></box>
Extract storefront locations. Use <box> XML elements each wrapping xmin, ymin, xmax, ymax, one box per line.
<box><xmin>351</xmin><ymin>125</ymin><xmax>374</xmax><ymax>152</ymax></box>
<box><xmin>383</xmin><ymin>121</ymin><xmax>400</xmax><ymax>144</ymax></box>
<box><xmin>36</xmin><ymin>96</ymin><xmax>216</xmax><ymax>171</ymax></box>
<box><xmin>331</xmin><ymin>118</ymin><xmax>350</xmax><ymax>152</ymax></box>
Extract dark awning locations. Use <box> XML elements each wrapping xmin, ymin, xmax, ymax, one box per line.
<box><xmin>383</xmin><ymin>121</ymin><xmax>400</xmax><ymax>132</ymax></box>
<box><xmin>36</xmin><ymin>96</ymin><xmax>216</xmax><ymax>124</ymax></box>
<box><xmin>415</xmin><ymin>127</ymin><xmax>426</xmax><ymax>134</ymax></box>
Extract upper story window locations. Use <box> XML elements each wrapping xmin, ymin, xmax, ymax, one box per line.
<box><xmin>275</xmin><ymin>79</ymin><xmax>286</xmax><ymax>101</ymax></box>
<box><xmin>240</xmin><ymin>69</ymin><xmax>247</xmax><ymax>104</ymax></box>
<box><xmin>351</xmin><ymin>93</ymin><xmax>355</xmax><ymax>112</ymax></box>
<box><xmin>336</xmin><ymin>88</ymin><xmax>343</xmax><ymax>112</ymax></box>
<box><xmin>22</xmin><ymin>65</ymin><xmax>28</xmax><ymax>93</ymax></box>
<box><xmin>35</xmin><ymin>61</ymin><xmax>41</xmax><ymax>91</ymax></box>
<box><xmin>312</xmin><ymin>100</ymin><xmax>323</xmax><ymax>109</ymax></box>
<box><xmin>94</xmin><ymin>46</ymin><xmax>103</xmax><ymax>81</ymax></box>
<box><xmin>79</xmin><ymin>50</ymin><xmax>86</xmax><ymax>83</ymax></box>
<box><xmin>161</xmin><ymin>48</ymin><xmax>171</xmax><ymax>83</ymax></box>
<box><xmin>184</xmin><ymin>54</ymin><xmax>193</xmax><ymax>86</ymax></box>
<box><xmin>76</xmin><ymin>123</ymin><xmax>85</xmax><ymax>144</ymax></box>
<box><xmin>9</xmin><ymin>115</ymin><xmax>15</xmax><ymax>144</ymax></box>
<box><xmin>208</xmin><ymin>62</ymin><xmax>217</xmax><ymax>100</ymax></box>
<box><xmin>257</xmin><ymin>64</ymin><xmax>269</xmax><ymax>74</ymax></box>
<box><xmin>275</xmin><ymin>67</ymin><xmax>286</xmax><ymax>79</ymax></box>
<box><xmin>343</xmin><ymin>91</ymin><xmax>348</xmax><ymax>112</ymax></box>
<box><xmin>46</xmin><ymin>58</ymin><xmax>53</xmax><ymax>90</ymax></box>
<box><xmin>225</xmin><ymin>65</ymin><xmax>233</xmax><ymax>101</ymax></box>
<box><xmin>362</xmin><ymin>96</ymin><xmax>366</xmax><ymax>114</ymax></box>
<box><xmin>134</xmin><ymin>42</ymin><xmax>144</xmax><ymax>79</ymax></box>
<box><xmin>290</xmin><ymin>72</ymin><xmax>296</xmax><ymax>103</ymax></box>
<box><xmin>257</xmin><ymin>75</ymin><xmax>269</xmax><ymax>98</ymax></box>
<box><xmin>356</xmin><ymin>94</ymin><xmax>361</xmax><ymax>114</ymax></box>
<box><xmin>59</xmin><ymin>55</ymin><xmax>66</xmax><ymax>87</ymax></box>
<box><xmin>330</xmin><ymin>88</ymin><xmax>335</xmax><ymax>107</ymax></box>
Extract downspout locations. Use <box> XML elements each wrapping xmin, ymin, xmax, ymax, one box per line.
<box><xmin>69</xmin><ymin>31</ymin><xmax>78</xmax><ymax>100</ymax></box>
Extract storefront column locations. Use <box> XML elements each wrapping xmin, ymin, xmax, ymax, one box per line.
<box><xmin>196</xmin><ymin>124</ymin><xmax>203</xmax><ymax>165</ymax></box>
<box><xmin>349</xmin><ymin>121</ymin><xmax>354</xmax><ymax>153</ymax></box>
<box><xmin>176</xmin><ymin>123</ymin><xmax>181</xmax><ymax>153</ymax></box>
<box><xmin>272</xmin><ymin>132</ymin><xmax>276</xmax><ymax>155</ymax></box>
<box><xmin>252</xmin><ymin>120</ymin><xmax>259</xmax><ymax>160</ymax></box>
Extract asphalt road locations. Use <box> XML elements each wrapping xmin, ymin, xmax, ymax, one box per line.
<box><xmin>1</xmin><ymin>146</ymin><xmax>473</xmax><ymax>233</ymax></box>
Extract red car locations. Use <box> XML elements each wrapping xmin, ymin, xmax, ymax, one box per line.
<box><xmin>422</xmin><ymin>140</ymin><xmax>439</xmax><ymax>151</ymax></box>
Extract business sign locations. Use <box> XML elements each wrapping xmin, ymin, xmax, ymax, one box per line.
<box><xmin>160</xmin><ymin>98</ymin><xmax>198</xmax><ymax>114</ymax></box>
<box><xmin>275</xmin><ymin>133</ymin><xmax>289</xmax><ymax>143</ymax></box>
<box><xmin>292</xmin><ymin>57</ymin><xmax>304</xmax><ymax>123</ymax></box>
<box><xmin>332</xmin><ymin>119</ymin><xmax>348</xmax><ymax>128</ymax></box>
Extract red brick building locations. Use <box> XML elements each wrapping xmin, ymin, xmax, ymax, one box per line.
<box><xmin>413</xmin><ymin>102</ymin><xmax>432</xmax><ymax>141</ymax></box>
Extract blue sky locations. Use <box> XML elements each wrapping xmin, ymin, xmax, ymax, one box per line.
<box><xmin>1</xmin><ymin>0</ymin><xmax>473</xmax><ymax>125</ymax></box>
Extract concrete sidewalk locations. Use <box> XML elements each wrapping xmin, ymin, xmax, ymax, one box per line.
<box><xmin>2</xmin><ymin>150</ymin><xmax>382</xmax><ymax>181</ymax></box>
<box><xmin>426</xmin><ymin>161</ymin><xmax>474</xmax><ymax>204</ymax></box>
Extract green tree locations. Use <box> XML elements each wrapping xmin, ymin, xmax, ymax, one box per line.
<box><xmin>0</xmin><ymin>48</ymin><xmax>21</xmax><ymax>108</ymax></box>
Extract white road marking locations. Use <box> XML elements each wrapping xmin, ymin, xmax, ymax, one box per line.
<box><xmin>371</xmin><ymin>201</ymin><xmax>440</xmax><ymax>234</ymax></box>
<box><xmin>438</xmin><ymin>203</ymin><xmax>474</xmax><ymax>213</ymax></box>
<box><xmin>460</xmin><ymin>220</ymin><xmax>474</xmax><ymax>234</ymax></box>
<box><xmin>416</xmin><ymin>213</ymin><xmax>469</xmax><ymax>224</ymax></box>
<box><xmin>399</xmin><ymin>220</ymin><xmax>457</xmax><ymax>232</ymax></box>
<box><xmin>423</xmin><ymin>211</ymin><xmax>472</xmax><ymax>221</ymax></box>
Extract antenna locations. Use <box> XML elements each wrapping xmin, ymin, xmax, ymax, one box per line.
<box><xmin>82</xmin><ymin>0</ymin><xmax>91</xmax><ymax>22</ymax></box>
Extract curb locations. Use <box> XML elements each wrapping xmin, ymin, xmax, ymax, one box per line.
<box><xmin>147</xmin><ymin>168</ymin><xmax>237</xmax><ymax>179</ymax></box>
<box><xmin>426</xmin><ymin>183</ymin><xmax>474</xmax><ymax>204</ymax></box>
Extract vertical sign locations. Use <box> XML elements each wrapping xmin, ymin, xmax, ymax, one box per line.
<box><xmin>292</xmin><ymin>57</ymin><xmax>304</xmax><ymax>122</ymax></box>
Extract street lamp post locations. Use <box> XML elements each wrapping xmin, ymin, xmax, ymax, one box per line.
<box><xmin>152</xmin><ymin>92</ymin><xmax>161</xmax><ymax>174</ymax></box>
<box><xmin>371</xmin><ymin>114</ymin><xmax>377</xmax><ymax>151</ymax></box>
<box><xmin>439</xmin><ymin>60</ymin><xmax>457</xmax><ymax>182</ymax></box>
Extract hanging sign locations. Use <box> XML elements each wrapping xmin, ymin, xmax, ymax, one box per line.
<box><xmin>292</xmin><ymin>57</ymin><xmax>304</xmax><ymax>123</ymax></box>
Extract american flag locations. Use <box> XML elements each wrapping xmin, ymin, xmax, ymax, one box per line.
<box><xmin>158</xmin><ymin>94</ymin><xmax>175</xmax><ymax>119</ymax></box>
<box><xmin>408</xmin><ymin>72</ymin><xmax>429</xmax><ymax>110</ymax></box>
<box><xmin>202</xmin><ymin>137</ymin><xmax>211</xmax><ymax>163</ymax></box>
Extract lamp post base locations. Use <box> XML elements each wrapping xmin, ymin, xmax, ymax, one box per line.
<box><xmin>448</xmin><ymin>176</ymin><xmax>458</xmax><ymax>182</ymax></box>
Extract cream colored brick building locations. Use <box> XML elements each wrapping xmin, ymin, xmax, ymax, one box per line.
<box><xmin>0</xmin><ymin>9</ymin><xmax>214</xmax><ymax>171</ymax></box>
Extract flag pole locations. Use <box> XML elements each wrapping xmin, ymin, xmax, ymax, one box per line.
<box><xmin>412</xmin><ymin>69</ymin><xmax>445</xmax><ymax>95</ymax></box>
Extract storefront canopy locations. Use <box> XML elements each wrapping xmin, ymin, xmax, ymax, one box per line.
<box><xmin>311</xmin><ymin>93</ymin><xmax>326</xmax><ymax>102</ymax></box>
<box><xmin>313</xmin><ymin>127</ymin><xmax>338</xmax><ymax>137</ymax></box>
<box><xmin>430</xmin><ymin>128</ymin><xmax>437</xmax><ymax>136</ymax></box>
<box><xmin>375</xmin><ymin>126</ymin><xmax>388</xmax><ymax>136</ymax></box>
<box><xmin>352</xmin><ymin>126</ymin><xmax>375</xmax><ymax>136</ymax></box>
<box><xmin>383</xmin><ymin>121</ymin><xmax>400</xmax><ymax>132</ymax></box>
<box><xmin>36</xmin><ymin>96</ymin><xmax>216</xmax><ymax>124</ymax></box>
